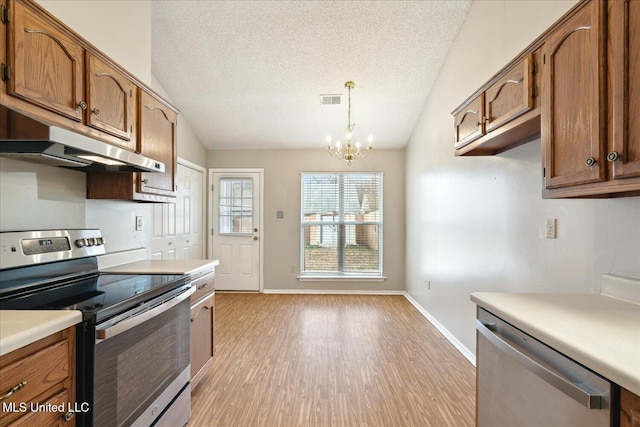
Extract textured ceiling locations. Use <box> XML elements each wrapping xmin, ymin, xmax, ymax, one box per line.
<box><xmin>151</xmin><ymin>1</ymin><xmax>471</xmax><ymax>151</ymax></box>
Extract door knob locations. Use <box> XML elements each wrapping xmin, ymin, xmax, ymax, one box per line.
<box><xmin>253</xmin><ymin>228</ymin><xmax>258</xmax><ymax>232</ymax></box>
<box><xmin>253</xmin><ymin>236</ymin><xmax>259</xmax><ymax>241</ymax></box>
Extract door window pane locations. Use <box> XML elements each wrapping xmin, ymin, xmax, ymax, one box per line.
<box><xmin>219</xmin><ymin>178</ymin><xmax>253</xmax><ymax>234</ymax></box>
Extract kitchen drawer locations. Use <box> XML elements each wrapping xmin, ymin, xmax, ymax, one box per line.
<box><xmin>9</xmin><ymin>388</ymin><xmax>75</xmax><ymax>426</ymax></box>
<box><xmin>0</xmin><ymin>339</ymin><xmax>70</xmax><ymax>409</ymax></box>
<box><xmin>190</xmin><ymin>272</ymin><xmax>215</xmax><ymax>303</ymax></box>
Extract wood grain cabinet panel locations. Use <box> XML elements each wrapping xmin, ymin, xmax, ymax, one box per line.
<box><xmin>137</xmin><ymin>90</ymin><xmax>177</xmax><ymax>198</ymax></box>
<box><xmin>86</xmin><ymin>53</ymin><xmax>136</xmax><ymax>149</ymax></box>
<box><xmin>0</xmin><ymin>327</ymin><xmax>76</xmax><ymax>426</ymax></box>
<box><xmin>453</xmin><ymin>94</ymin><xmax>485</xmax><ymax>149</ymax></box>
<box><xmin>485</xmin><ymin>55</ymin><xmax>534</xmax><ymax>132</ymax></box>
<box><xmin>541</xmin><ymin>0</ymin><xmax>640</xmax><ymax>197</ymax></box>
<box><xmin>7</xmin><ymin>0</ymin><xmax>84</xmax><ymax>122</ymax></box>
<box><xmin>621</xmin><ymin>387</ymin><xmax>640</xmax><ymax>427</ymax></box>
<box><xmin>190</xmin><ymin>292</ymin><xmax>215</xmax><ymax>390</ymax></box>
<box><xmin>609</xmin><ymin>0</ymin><xmax>640</xmax><ymax>180</ymax></box>
<box><xmin>452</xmin><ymin>52</ymin><xmax>539</xmax><ymax>156</ymax></box>
<box><xmin>541</xmin><ymin>0</ymin><xmax>606</xmax><ymax>190</ymax></box>
<box><xmin>86</xmin><ymin>89</ymin><xmax>178</xmax><ymax>202</ymax></box>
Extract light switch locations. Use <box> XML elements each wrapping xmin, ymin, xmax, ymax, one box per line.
<box><xmin>135</xmin><ymin>216</ymin><xmax>143</xmax><ymax>231</ymax></box>
<box><xmin>276</xmin><ymin>210</ymin><xmax>284</xmax><ymax>219</ymax></box>
<box><xmin>545</xmin><ymin>218</ymin><xmax>557</xmax><ymax>239</ymax></box>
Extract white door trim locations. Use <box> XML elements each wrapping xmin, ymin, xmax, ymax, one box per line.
<box><xmin>208</xmin><ymin>168</ymin><xmax>264</xmax><ymax>292</ymax></box>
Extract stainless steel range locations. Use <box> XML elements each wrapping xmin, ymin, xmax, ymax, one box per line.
<box><xmin>0</xmin><ymin>229</ymin><xmax>193</xmax><ymax>426</ymax></box>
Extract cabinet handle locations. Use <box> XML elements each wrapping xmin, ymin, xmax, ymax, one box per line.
<box><xmin>0</xmin><ymin>381</ymin><xmax>27</xmax><ymax>401</ymax></box>
<box><xmin>607</xmin><ymin>151</ymin><xmax>620</xmax><ymax>162</ymax></box>
<box><xmin>63</xmin><ymin>411</ymin><xmax>74</xmax><ymax>422</ymax></box>
<box><xmin>197</xmin><ymin>283</ymin><xmax>208</xmax><ymax>290</ymax></box>
<box><xmin>142</xmin><ymin>178</ymin><xmax>149</xmax><ymax>184</ymax></box>
<box><xmin>585</xmin><ymin>156</ymin><xmax>596</xmax><ymax>167</ymax></box>
<box><xmin>91</xmin><ymin>108</ymin><xmax>100</xmax><ymax>116</ymax></box>
<box><xmin>78</xmin><ymin>101</ymin><xmax>87</xmax><ymax>110</ymax></box>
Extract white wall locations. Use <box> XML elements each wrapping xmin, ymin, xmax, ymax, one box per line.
<box><xmin>208</xmin><ymin>149</ymin><xmax>406</xmax><ymax>292</ymax></box>
<box><xmin>405</xmin><ymin>0</ymin><xmax>640</xmax><ymax>357</ymax></box>
<box><xmin>0</xmin><ymin>1</ymin><xmax>206</xmax><ymax>254</ymax></box>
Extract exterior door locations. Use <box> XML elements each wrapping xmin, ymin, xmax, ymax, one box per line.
<box><xmin>150</xmin><ymin>159</ymin><xmax>205</xmax><ymax>259</ymax></box>
<box><xmin>210</xmin><ymin>169</ymin><xmax>262</xmax><ymax>291</ymax></box>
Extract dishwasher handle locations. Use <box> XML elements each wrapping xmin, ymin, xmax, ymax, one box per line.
<box><xmin>476</xmin><ymin>319</ymin><xmax>604</xmax><ymax>409</ymax></box>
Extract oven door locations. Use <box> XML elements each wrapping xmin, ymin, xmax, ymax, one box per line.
<box><xmin>91</xmin><ymin>286</ymin><xmax>193</xmax><ymax>427</ymax></box>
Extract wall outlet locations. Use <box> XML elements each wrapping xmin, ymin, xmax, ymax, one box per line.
<box><xmin>290</xmin><ymin>265</ymin><xmax>296</xmax><ymax>273</ymax></box>
<box><xmin>545</xmin><ymin>218</ymin><xmax>557</xmax><ymax>239</ymax></box>
<box><xmin>135</xmin><ymin>216</ymin><xmax>143</xmax><ymax>231</ymax></box>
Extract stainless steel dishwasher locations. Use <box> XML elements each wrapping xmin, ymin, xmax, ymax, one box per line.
<box><xmin>476</xmin><ymin>308</ymin><xmax>612</xmax><ymax>427</ymax></box>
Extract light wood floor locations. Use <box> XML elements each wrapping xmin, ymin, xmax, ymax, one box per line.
<box><xmin>189</xmin><ymin>293</ymin><xmax>475</xmax><ymax>427</ymax></box>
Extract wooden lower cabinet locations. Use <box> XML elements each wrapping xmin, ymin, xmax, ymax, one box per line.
<box><xmin>622</xmin><ymin>387</ymin><xmax>640</xmax><ymax>427</ymax></box>
<box><xmin>0</xmin><ymin>327</ymin><xmax>76</xmax><ymax>426</ymax></box>
<box><xmin>190</xmin><ymin>292</ymin><xmax>215</xmax><ymax>390</ymax></box>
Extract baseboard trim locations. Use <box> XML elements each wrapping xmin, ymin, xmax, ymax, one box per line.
<box><xmin>403</xmin><ymin>292</ymin><xmax>476</xmax><ymax>366</ymax></box>
<box><xmin>262</xmin><ymin>289</ymin><xmax>405</xmax><ymax>295</ymax></box>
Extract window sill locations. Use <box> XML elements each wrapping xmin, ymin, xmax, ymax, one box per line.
<box><xmin>297</xmin><ymin>276</ymin><xmax>387</xmax><ymax>282</ymax></box>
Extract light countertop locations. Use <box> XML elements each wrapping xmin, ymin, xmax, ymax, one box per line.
<box><xmin>471</xmin><ymin>292</ymin><xmax>640</xmax><ymax>396</ymax></box>
<box><xmin>0</xmin><ymin>310</ymin><xmax>82</xmax><ymax>357</ymax></box>
<box><xmin>102</xmin><ymin>259</ymin><xmax>219</xmax><ymax>276</ymax></box>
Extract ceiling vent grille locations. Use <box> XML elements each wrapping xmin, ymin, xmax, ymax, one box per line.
<box><xmin>320</xmin><ymin>94</ymin><xmax>342</xmax><ymax>106</ymax></box>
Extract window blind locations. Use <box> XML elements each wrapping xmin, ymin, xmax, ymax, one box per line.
<box><xmin>300</xmin><ymin>172</ymin><xmax>382</xmax><ymax>276</ymax></box>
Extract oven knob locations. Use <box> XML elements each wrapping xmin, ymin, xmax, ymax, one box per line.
<box><xmin>96</xmin><ymin>237</ymin><xmax>105</xmax><ymax>245</ymax></box>
<box><xmin>86</xmin><ymin>238</ymin><xmax>96</xmax><ymax>246</ymax></box>
<box><xmin>75</xmin><ymin>239</ymin><xmax>87</xmax><ymax>248</ymax></box>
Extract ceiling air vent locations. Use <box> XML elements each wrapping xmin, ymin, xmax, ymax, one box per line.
<box><xmin>320</xmin><ymin>94</ymin><xmax>342</xmax><ymax>106</ymax></box>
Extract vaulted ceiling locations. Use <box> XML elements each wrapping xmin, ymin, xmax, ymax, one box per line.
<box><xmin>151</xmin><ymin>1</ymin><xmax>471</xmax><ymax>151</ymax></box>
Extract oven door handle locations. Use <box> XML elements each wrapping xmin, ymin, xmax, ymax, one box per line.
<box><xmin>476</xmin><ymin>319</ymin><xmax>604</xmax><ymax>409</ymax></box>
<box><xmin>96</xmin><ymin>285</ymin><xmax>194</xmax><ymax>342</ymax></box>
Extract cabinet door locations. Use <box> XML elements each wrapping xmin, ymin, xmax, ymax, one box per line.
<box><xmin>86</xmin><ymin>54</ymin><xmax>136</xmax><ymax>149</ymax></box>
<box><xmin>621</xmin><ymin>387</ymin><xmax>640</xmax><ymax>427</ymax></box>
<box><xmin>485</xmin><ymin>55</ymin><xmax>535</xmax><ymax>132</ymax></box>
<box><xmin>9</xmin><ymin>389</ymin><xmax>75</xmax><ymax>426</ymax></box>
<box><xmin>190</xmin><ymin>293</ymin><xmax>215</xmax><ymax>388</ymax></box>
<box><xmin>454</xmin><ymin>94</ymin><xmax>485</xmax><ymax>149</ymax></box>
<box><xmin>609</xmin><ymin>0</ymin><xmax>640</xmax><ymax>180</ymax></box>
<box><xmin>8</xmin><ymin>0</ymin><xmax>84</xmax><ymax>122</ymax></box>
<box><xmin>138</xmin><ymin>90</ymin><xmax>177</xmax><ymax>198</ymax></box>
<box><xmin>541</xmin><ymin>0</ymin><xmax>606</xmax><ymax>189</ymax></box>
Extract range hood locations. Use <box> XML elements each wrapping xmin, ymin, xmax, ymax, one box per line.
<box><xmin>0</xmin><ymin>106</ymin><xmax>165</xmax><ymax>173</ymax></box>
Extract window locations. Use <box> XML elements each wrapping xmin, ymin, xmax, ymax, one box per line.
<box><xmin>300</xmin><ymin>172</ymin><xmax>382</xmax><ymax>277</ymax></box>
<box><xmin>218</xmin><ymin>178</ymin><xmax>253</xmax><ymax>234</ymax></box>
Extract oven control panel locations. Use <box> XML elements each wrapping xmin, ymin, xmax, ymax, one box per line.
<box><xmin>0</xmin><ymin>229</ymin><xmax>105</xmax><ymax>270</ymax></box>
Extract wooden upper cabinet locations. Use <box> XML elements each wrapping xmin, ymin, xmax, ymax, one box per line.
<box><xmin>138</xmin><ymin>90</ymin><xmax>177</xmax><ymax>198</ymax></box>
<box><xmin>2</xmin><ymin>0</ymin><xmax>143</xmax><ymax>150</ymax></box>
<box><xmin>485</xmin><ymin>55</ymin><xmax>534</xmax><ymax>133</ymax></box>
<box><xmin>7</xmin><ymin>0</ymin><xmax>84</xmax><ymax>122</ymax></box>
<box><xmin>86</xmin><ymin>89</ymin><xmax>177</xmax><ymax>202</ymax></box>
<box><xmin>86</xmin><ymin>53</ymin><xmax>136</xmax><ymax>149</ymax></box>
<box><xmin>453</xmin><ymin>94</ymin><xmax>485</xmax><ymax>149</ymax></box>
<box><xmin>541</xmin><ymin>0</ymin><xmax>606</xmax><ymax>190</ymax></box>
<box><xmin>609</xmin><ymin>0</ymin><xmax>640</xmax><ymax>180</ymax></box>
<box><xmin>452</xmin><ymin>52</ymin><xmax>540</xmax><ymax>156</ymax></box>
<box><xmin>541</xmin><ymin>0</ymin><xmax>640</xmax><ymax>197</ymax></box>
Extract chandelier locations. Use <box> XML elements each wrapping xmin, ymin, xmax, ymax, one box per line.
<box><xmin>326</xmin><ymin>81</ymin><xmax>373</xmax><ymax>165</ymax></box>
